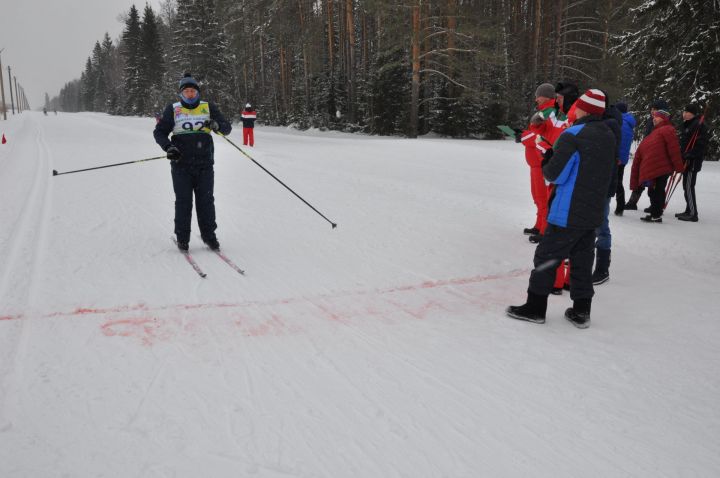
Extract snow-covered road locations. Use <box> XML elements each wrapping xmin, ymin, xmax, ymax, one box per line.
<box><xmin>1</xmin><ymin>112</ymin><xmax>719</xmax><ymax>477</ymax></box>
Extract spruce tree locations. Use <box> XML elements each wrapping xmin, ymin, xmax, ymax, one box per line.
<box><xmin>170</xmin><ymin>0</ymin><xmax>236</xmax><ymax>112</ymax></box>
<box><xmin>139</xmin><ymin>4</ymin><xmax>165</xmax><ymax>115</ymax></box>
<box><xmin>614</xmin><ymin>0</ymin><xmax>720</xmax><ymax>155</ymax></box>
<box><xmin>121</xmin><ymin>5</ymin><xmax>143</xmax><ymax>114</ymax></box>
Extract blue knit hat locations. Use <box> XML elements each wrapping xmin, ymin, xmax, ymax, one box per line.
<box><xmin>178</xmin><ymin>73</ymin><xmax>200</xmax><ymax>92</ymax></box>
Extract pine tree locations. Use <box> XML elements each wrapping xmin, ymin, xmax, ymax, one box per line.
<box><xmin>121</xmin><ymin>5</ymin><xmax>143</xmax><ymax>114</ymax></box>
<box><xmin>139</xmin><ymin>4</ymin><xmax>165</xmax><ymax>114</ymax></box>
<box><xmin>170</xmin><ymin>0</ymin><xmax>236</xmax><ymax>112</ymax></box>
<box><xmin>614</xmin><ymin>0</ymin><xmax>720</xmax><ymax>155</ymax></box>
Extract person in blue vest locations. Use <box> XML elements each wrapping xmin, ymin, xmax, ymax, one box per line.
<box><xmin>613</xmin><ymin>102</ymin><xmax>636</xmax><ymax>216</ymax></box>
<box><xmin>153</xmin><ymin>73</ymin><xmax>232</xmax><ymax>252</ymax></box>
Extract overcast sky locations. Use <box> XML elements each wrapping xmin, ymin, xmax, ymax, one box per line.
<box><xmin>1</xmin><ymin>0</ymin><xmax>163</xmax><ymax>109</ymax></box>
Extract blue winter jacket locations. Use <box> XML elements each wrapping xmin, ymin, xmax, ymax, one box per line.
<box><xmin>619</xmin><ymin>112</ymin><xmax>636</xmax><ymax>165</ymax></box>
<box><xmin>543</xmin><ymin>115</ymin><xmax>616</xmax><ymax>229</ymax></box>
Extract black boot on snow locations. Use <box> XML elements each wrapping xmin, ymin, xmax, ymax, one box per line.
<box><xmin>177</xmin><ymin>240</ymin><xmax>189</xmax><ymax>252</ymax></box>
<box><xmin>523</xmin><ymin>227</ymin><xmax>540</xmax><ymax>236</ymax></box>
<box><xmin>506</xmin><ymin>292</ymin><xmax>548</xmax><ymax>324</ymax></box>
<box><xmin>528</xmin><ymin>233</ymin><xmax>542</xmax><ymax>244</ymax></box>
<box><xmin>203</xmin><ymin>236</ymin><xmax>220</xmax><ymax>251</ymax></box>
<box><xmin>592</xmin><ymin>248</ymin><xmax>610</xmax><ymax>285</ymax></box>
<box><xmin>565</xmin><ymin>298</ymin><xmax>591</xmax><ymax>329</ymax></box>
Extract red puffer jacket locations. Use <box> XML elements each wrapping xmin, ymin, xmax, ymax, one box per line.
<box><xmin>629</xmin><ymin>119</ymin><xmax>684</xmax><ymax>190</ymax></box>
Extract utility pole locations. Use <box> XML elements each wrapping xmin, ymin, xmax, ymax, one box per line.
<box><xmin>7</xmin><ymin>66</ymin><xmax>14</xmax><ymax>114</ymax></box>
<box><xmin>14</xmin><ymin>76</ymin><xmax>19</xmax><ymax>113</ymax></box>
<box><xmin>0</xmin><ymin>48</ymin><xmax>6</xmax><ymax>120</ymax></box>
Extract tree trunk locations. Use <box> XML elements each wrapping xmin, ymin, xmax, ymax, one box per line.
<box><xmin>345</xmin><ymin>0</ymin><xmax>356</xmax><ymax>122</ymax></box>
<box><xmin>410</xmin><ymin>3</ymin><xmax>420</xmax><ymax>138</ymax></box>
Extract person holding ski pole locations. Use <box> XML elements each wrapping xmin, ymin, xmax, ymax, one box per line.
<box><xmin>153</xmin><ymin>73</ymin><xmax>232</xmax><ymax>252</ymax></box>
<box><xmin>506</xmin><ymin>89</ymin><xmax>616</xmax><ymax>329</ymax></box>
<box><xmin>675</xmin><ymin>104</ymin><xmax>708</xmax><ymax>222</ymax></box>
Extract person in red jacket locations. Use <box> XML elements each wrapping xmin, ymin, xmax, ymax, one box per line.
<box><xmin>629</xmin><ymin>108</ymin><xmax>684</xmax><ymax>222</ymax></box>
<box><xmin>519</xmin><ymin>83</ymin><xmax>558</xmax><ymax>237</ymax></box>
<box><xmin>241</xmin><ymin>103</ymin><xmax>257</xmax><ymax>146</ymax></box>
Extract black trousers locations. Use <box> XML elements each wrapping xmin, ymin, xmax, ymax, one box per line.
<box><xmin>648</xmin><ymin>174</ymin><xmax>669</xmax><ymax>217</ymax></box>
<box><xmin>170</xmin><ymin>163</ymin><xmax>217</xmax><ymax>242</ymax></box>
<box><xmin>528</xmin><ymin>224</ymin><xmax>597</xmax><ymax>301</ymax></box>
<box><xmin>682</xmin><ymin>169</ymin><xmax>699</xmax><ymax>217</ymax></box>
<box><xmin>615</xmin><ymin>164</ymin><xmax>626</xmax><ymax>212</ymax></box>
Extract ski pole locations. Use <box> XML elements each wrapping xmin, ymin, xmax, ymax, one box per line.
<box><xmin>52</xmin><ymin>155</ymin><xmax>166</xmax><ymax>177</ymax></box>
<box><xmin>217</xmin><ymin>132</ymin><xmax>337</xmax><ymax>229</ymax></box>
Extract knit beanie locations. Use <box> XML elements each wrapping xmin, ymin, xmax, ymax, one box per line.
<box><xmin>651</xmin><ymin>98</ymin><xmax>668</xmax><ymax>111</ymax></box>
<box><xmin>574</xmin><ymin>89</ymin><xmax>606</xmax><ymax>116</ymax></box>
<box><xmin>615</xmin><ymin>102</ymin><xmax>628</xmax><ymax>113</ymax></box>
<box><xmin>653</xmin><ymin>109</ymin><xmax>671</xmax><ymax>119</ymax></box>
<box><xmin>534</xmin><ymin>83</ymin><xmax>556</xmax><ymax>99</ymax></box>
<box><xmin>178</xmin><ymin>73</ymin><xmax>200</xmax><ymax>92</ymax></box>
<box><xmin>683</xmin><ymin>104</ymin><xmax>699</xmax><ymax>116</ymax></box>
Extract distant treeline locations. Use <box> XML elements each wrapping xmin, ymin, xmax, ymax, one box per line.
<box><xmin>50</xmin><ymin>0</ymin><xmax>718</xmax><ymax>154</ymax></box>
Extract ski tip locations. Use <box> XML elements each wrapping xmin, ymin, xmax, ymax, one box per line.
<box><xmin>331</xmin><ymin>223</ymin><xmax>337</xmax><ymax>229</ymax></box>
<box><xmin>52</xmin><ymin>170</ymin><xmax>58</xmax><ymax>176</ymax></box>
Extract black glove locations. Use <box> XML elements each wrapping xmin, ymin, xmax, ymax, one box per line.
<box><xmin>541</xmin><ymin>148</ymin><xmax>553</xmax><ymax>167</ymax></box>
<box><xmin>513</xmin><ymin>128</ymin><xmax>523</xmax><ymax>143</ymax></box>
<box><xmin>204</xmin><ymin>119</ymin><xmax>220</xmax><ymax>132</ymax></box>
<box><xmin>166</xmin><ymin>145</ymin><xmax>181</xmax><ymax>161</ymax></box>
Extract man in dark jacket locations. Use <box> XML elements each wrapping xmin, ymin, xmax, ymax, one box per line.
<box><xmin>676</xmin><ymin>104</ymin><xmax>708</xmax><ymax>222</ymax></box>
<box><xmin>153</xmin><ymin>73</ymin><xmax>232</xmax><ymax>252</ymax></box>
<box><xmin>507</xmin><ymin>89</ymin><xmax>616</xmax><ymax>329</ymax></box>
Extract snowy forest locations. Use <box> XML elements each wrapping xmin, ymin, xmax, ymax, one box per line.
<box><xmin>49</xmin><ymin>0</ymin><xmax>719</xmax><ymax>153</ymax></box>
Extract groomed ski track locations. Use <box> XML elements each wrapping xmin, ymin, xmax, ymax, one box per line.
<box><xmin>1</xmin><ymin>112</ymin><xmax>719</xmax><ymax>477</ymax></box>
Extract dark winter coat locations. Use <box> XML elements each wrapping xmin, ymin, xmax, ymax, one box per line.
<box><xmin>619</xmin><ymin>111</ymin><xmax>636</xmax><ymax>165</ymax></box>
<box><xmin>241</xmin><ymin>109</ymin><xmax>257</xmax><ymax>128</ymax></box>
<box><xmin>542</xmin><ymin>114</ymin><xmax>616</xmax><ymax>229</ymax></box>
<box><xmin>603</xmin><ymin>105</ymin><xmax>622</xmax><ymax>197</ymax></box>
<box><xmin>680</xmin><ymin>116</ymin><xmax>708</xmax><ymax>172</ymax></box>
<box><xmin>643</xmin><ymin>116</ymin><xmax>654</xmax><ymax>138</ymax></box>
<box><xmin>629</xmin><ymin>119</ymin><xmax>684</xmax><ymax>190</ymax></box>
<box><xmin>153</xmin><ymin>99</ymin><xmax>232</xmax><ymax>166</ymax></box>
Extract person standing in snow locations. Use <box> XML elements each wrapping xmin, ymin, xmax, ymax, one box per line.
<box><xmin>518</xmin><ymin>83</ymin><xmax>558</xmax><ymax>239</ymax></box>
<box><xmin>241</xmin><ymin>103</ymin><xmax>257</xmax><ymax>147</ymax></box>
<box><xmin>625</xmin><ymin>98</ymin><xmax>668</xmax><ymax>211</ymax></box>
<box><xmin>676</xmin><ymin>103</ymin><xmax>709</xmax><ymax>222</ymax></box>
<box><xmin>153</xmin><ymin>73</ymin><xmax>232</xmax><ymax>252</ymax></box>
<box><xmin>506</xmin><ymin>89</ymin><xmax>616</xmax><ymax>329</ymax></box>
<box><xmin>589</xmin><ymin>93</ymin><xmax>622</xmax><ymax>286</ymax></box>
<box><xmin>629</xmin><ymin>107</ymin><xmax>684</xmax><ymax>223</ymax></box>
<box><xmin>613</xmin><ymin>102</ymin><xmax>636</xmax><ymax>216</ymax></box>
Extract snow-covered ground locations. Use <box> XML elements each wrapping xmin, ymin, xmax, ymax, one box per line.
<box><xmin>1</xmin><ymin>111</ymin><xmax>718</xmax><ymax>477</ymax></box>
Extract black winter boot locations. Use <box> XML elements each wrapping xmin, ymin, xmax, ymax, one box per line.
<box><xmin>202</xmin><ymin>235</ymin><xmax>220</xmax><ymax>251</ymax></box>
<box><xmin>176</xmin><ymin>240</ymin><xmax>189</xmax><ymax>252</ymax></box>
<box><xmin>506</xmin><ymin>292</ymin><xmax>548</xmax><ymax>324</ymax></box>
<box><xmin>592</xmin><ymin>248</ymin><xmax>610</xmax><ymax>285</ymax></box>
<box><xmin>565</xmin><ymin>298</ymin><xmax>591</xmax><ymax>329</ymax></box>
<box><xmin>624</xmin><ymin>189</ymin><xmax>641</xmax><ymax>210</ymax></box>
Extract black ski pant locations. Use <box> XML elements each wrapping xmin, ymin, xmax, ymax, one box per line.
<box><xmin>647</xmin><ymin>174</ymin><xmax>669</xmax><ymax>218</ymax></box>
<box><xmin>615</xmin><ymin>164</ymin><xmax>626</xmax><ymax>212</ymax></box>
<box><xmin>528</xmin><ymin>224</ymin><xmax>597</xmax><ymax>301</ymax></box>
<box><xmin>171</xmin><ymin>163</ymin><xmax>217</xmax><ymax>243</ymax></box>
<box><xmin>682</xmin><ymin>169</ymin><xmax>698</xmax><ymax>217</ymax></box>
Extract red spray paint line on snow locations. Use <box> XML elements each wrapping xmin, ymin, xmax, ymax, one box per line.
<box><xmin>2</xmin><ymin>134</ymin><xmax>6</xmax><ymax>144</ymax></box>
